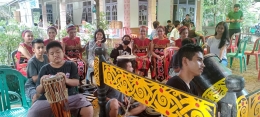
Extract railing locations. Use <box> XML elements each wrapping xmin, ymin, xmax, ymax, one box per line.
<box><xmin>94</xmin><ymin>47</ymin><xmax>217</xmax><ymax>117</ymax></box>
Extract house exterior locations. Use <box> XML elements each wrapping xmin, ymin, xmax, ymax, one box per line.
<box><xmin>8</xmin><ymin>0</ymin><xmax>203</xmax><ymax>33</ymax></box>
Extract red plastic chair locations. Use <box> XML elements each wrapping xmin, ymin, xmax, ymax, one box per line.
<box><xmin>164</xmin><ymin>47</ymin><xmax>179</xmax><ymax>80</ymax></box>
<box><xmin>227</xmin><ymin>33</ymin><xmax>240</xmax><ymax>53</ymax></box>
<box><xmin>204</xmin><ymin>35</ymin><xmax>212</xmax><ymax>55</ymax></box>
<box><xmin>258</xmin><ymin>69</ymin><xmax>260</xmax><ymax>80</ymax></box>
<box><xmin>244</xmin><ymin>38</ymin><xmax>260</xmax><ymax>70</ymax></box>
<box><xmin>164</xmin><ymin>47</ymin><xmax>179</xmax><ymax>62</ymax></box>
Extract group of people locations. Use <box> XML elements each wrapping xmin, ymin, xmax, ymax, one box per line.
<box><xmin>15</xmin><ymin>25</ymin><xmax>93</xmax><ymax>117</ymax></box>
<box><xmin>11</xmin><ymin>3</ymin><xmax>243</xmax><ymax>117</ymax></box>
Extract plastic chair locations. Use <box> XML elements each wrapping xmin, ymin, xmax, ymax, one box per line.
<box><xmin>11</xmin><ymin>50</ymin><xmax>17</xmax><ymax>69</ymax></box>
<box><xmin>0</xmin><ymin>68</ymin><xmax>29</xmax><ymax>117</ymax></box>
<box><xmin>244</xmin><ymin>38</ymin><xmax>260</xmax><ymax>70</ymax></box>
<box><xmin>227</xmin><ymin>37</ymin><xmax>248</xmax><ymax>73</ymax></box>
<box><xmin>258</xmin><ymin>69</ymin><xmax>260</xmax><ymax>80</ymax></box>
<box><xmin>0</xmin><ymin>65</ymin><xmax>23</xmax><ymax>105</ymax></box>
<box><xmin>227</xmin><ymin>33</ymin><xmax>240</xmax><ymax>53</ymax></box>
<box><xmin>164</xmin><ymin>47</ymin><xmax>179</xmax><ymax>80</ymax></box>
<box><xmin>164</xmin><ymin>47</ymin><xmax>179</xmax><ymax>63</ymax></box>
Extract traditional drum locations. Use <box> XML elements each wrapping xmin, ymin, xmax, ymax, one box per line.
<box><xmin>117</xmin><ymin>55</ymin><xmax>137</xmax><ymax>72</ymax></box>
<box><xmin>193</xmin><ymin>54</ymin><xmax>248</xmax><ymax>103</ymax></box>
<box><xmin>42</xmin><ymin>75</ymin><xmax>70</xmax><ymax>117</ymax></box>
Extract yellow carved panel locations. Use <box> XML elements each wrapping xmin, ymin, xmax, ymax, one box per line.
<box><xmin>202</xmin><ymin>78</ymin><xmax>228</xmax><ymax>102</ymax></box>
<box><xmin>236</xmin><ymin>95</ymin><xmax>248</xmax><ymax>117</ymax></box>
<box><xmin>102</xmin><ymin>62</ymin><xmax>217</xmax><ymax>117</ymax></box>
<box><xmin>247</xmin><ymin>90</ymin><xmax>260</xmax><ymax>117</ymax></box>
<box><xmin>94</xmin><ymin>57</ymin><xmax>100</xmax><ymax>86</ymax></box>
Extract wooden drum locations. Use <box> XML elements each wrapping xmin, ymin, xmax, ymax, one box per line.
<box><xmin>42</xmin><ymin>75</ymin><xmax>70</xmax><ymax>117</ymax></box>
<box><xmin>117</xmin><ymin>55</ymin><xmax>136</xmax><ymax>71</ymax></box>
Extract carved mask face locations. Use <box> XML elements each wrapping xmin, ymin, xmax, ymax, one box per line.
<box><xmin>225</xmin><ymin>75</ymin><xmax>244</xmax><ymax>92</ymax></box>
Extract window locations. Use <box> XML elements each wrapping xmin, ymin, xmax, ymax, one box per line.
<box><xmin>105</xmin><ymin>0</ymin><xmax>117</xmax><ymax>22</ymax></box>
<box><xmin>82</xmin><ymin>1</ymin><xmax>92</xmax><ymax>23</ymax></box>
<box><xmin>46</xmin><ymin>4</ymin><xmax>53</xmax><ymax>24</ymax></box>
<box><xmin>139</xmin><ymin>0</ymin><xmax>148</xmax><ymax>26</ymax></box>
<box><xmin>66</xmin><ymin>3</ymin><xmax>73</xmax><ymax>23</ymax></box>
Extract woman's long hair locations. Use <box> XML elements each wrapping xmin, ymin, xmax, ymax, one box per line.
<box><xmin>94</xmin><ymin>29</ymin><xmax>106</xmax><ymax>43</ymax></box>
<box><xmin>214</xmin><ymin>21</ymin><xmax>229</xmax><ymax>49</ymax></box>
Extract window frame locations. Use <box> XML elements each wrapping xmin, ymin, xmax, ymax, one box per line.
<box><xmin>138</xmin><ymin>0</ymin><xmax>148</xmax><ymax>26</ymax></box>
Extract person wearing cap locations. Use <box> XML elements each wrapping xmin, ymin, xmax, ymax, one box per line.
<box><xmin>174</xmin><ymin>26</ymin><xmax>196</xmax><ymax>48</ymax></box>
<box><xmin>62</xmin><ymin>25</ymin><xmax>87</xmax><ymax>85</ymax></box>
<box><xmin>16</xmin><ymin>30</ymin><xmax>34</xmax><ymax>76</ymax></box>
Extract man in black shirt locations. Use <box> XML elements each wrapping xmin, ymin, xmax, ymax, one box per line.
<box><xmin>110</xmin><ymin>35</ymin><xmax>132</xmax><ymax>64</ymax></box>
<box><xmin>165</xmin><ymin>20</ymin><xmax>173</xmax><ymax>35</ymax></box>
<box><xmin>166</xmin><ymin>44</ymin><xmax>205</xmax><ymax>96</ymax></box>
<box><xmin>182</xmin><ymin>14</ymin><xmax>192</xmax><ymax>25</ymax></box>
<box><xmin>105</xmin><ymin>59</ymin><xmax>146</xmax><ymax>116</ymax></box>
<box><xmin>27</xmin><ymin>41</ymin><xmax>93</xmax><ymax>117</ymax></box>
<box><xmin>168</xmin><ymin>38</ymin><xmax>194</xmax><ymax>77</ymax></box>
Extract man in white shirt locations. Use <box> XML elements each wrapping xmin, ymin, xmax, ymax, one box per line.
<box><xmin>149</xmin><ymin>21</ymin><xmax>160</xmax><ymax>40</ymax></box>
<box><xmin>169</xmin><ymin>21</ymin><xmax>181</xmax><ymax>46</ymax></box>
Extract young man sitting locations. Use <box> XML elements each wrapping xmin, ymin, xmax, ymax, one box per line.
<box><xmin>27</xmin><ymin>41</ymin><xmax>93</xmax><ymax>117</ymax></box>
<box><xmin>106</xmin><ymin>59</ymin><xmax>146</xmax><ymax>117</ymax></box>
<box><xmin>184</xmin><ymin>23</ymin><xmax>205</xmax><ymax>44</ymax></box>
<box><xmin>25</xmin><ymin>39</ymin><xmax>48</xmax><ymax>103</ymax></box>
<box><xmin>168</xmin><ymin>38</ymin><xmax>194</xmax><ymax>77</ymax></box>
<box><xmin>110</xmin><ymin>35</ymin><xmax>132</xmax><ymax>64</ymax></box>
<box><xmin>166</xmin><ymin>44</ymin><xmax>205</xmax><ymax>96</ymax></box>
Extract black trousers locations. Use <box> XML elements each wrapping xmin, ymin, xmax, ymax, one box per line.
<box><xmin>229</xmin><ymin>29</ymin><xmax>241</xmax><ymax>47</ymax></box>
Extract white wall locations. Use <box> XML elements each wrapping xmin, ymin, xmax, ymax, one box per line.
<box><xmin>117</xmin><ymin>0</ymin><xmax>124</xmax><ymax>25</ymax></box>
<box><xmin>52</xmin><ymin>3</ymin><xmax>59</xmax><ymax>23</ymax></box>
<box><xmin>130</xmin><ymin>0</ymin><xmax>139</xmax><ymax>28</ymax></box>
<box><xmin>157</xmin><ymin>0</ymin><xmax>171</xmax><ymax>26</ymax></box>
<box><xmin>72</xmin><ymin>2</ymin><xmax>83</xmax><ymax>25</ymax></box>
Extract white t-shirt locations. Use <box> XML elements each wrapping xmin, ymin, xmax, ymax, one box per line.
<box><xmin>207</xmin><ymin>36</ymin><xmax>227</xmax><ymax>60</ymax></box>
<box><xmin>169</xmin><ymin>28</ymin><xmax>180</xmax><ymax>43</ymax></box>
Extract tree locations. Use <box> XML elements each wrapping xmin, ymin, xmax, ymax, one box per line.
<box><xmin>203</xmin><ymin>0</ymin><xmax>258</xmax><ymax>27</ymax></box>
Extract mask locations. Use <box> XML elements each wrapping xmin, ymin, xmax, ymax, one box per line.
<box><xmin>123</xmin><ymin>40</ymin><xmax>130</xmax><ymax>45</ymax></box>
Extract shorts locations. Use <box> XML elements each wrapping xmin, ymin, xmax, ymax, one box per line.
<box><xmin>27</xmin><ymin>94</ymin><xmax>92</xmax><ymax>117</ymax></box>
<box><xmin>25</xmin><ymin>78</ymin><xmax>36</xmax><ymax>99</ymax></box>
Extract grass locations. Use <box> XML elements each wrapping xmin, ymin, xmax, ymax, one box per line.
<box><xmin>229</xmin><ymin>40</ymin><xmax>260</xmax><ymax>93</ymax></box>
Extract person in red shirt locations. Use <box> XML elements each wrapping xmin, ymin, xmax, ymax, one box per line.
<box><xmin>62</xmin><ymin>25</ymin><xmax>87</xmax><ymax>84</ymax></box>
<box><xmin>150</xmin><ymin>26</ymin><xmax>170</xmax><ymax>82</ymax></box>
<box><xmin>174</xmin><ymin>26</ymin><xmax>196</xmax><ymax>48</ymax></box>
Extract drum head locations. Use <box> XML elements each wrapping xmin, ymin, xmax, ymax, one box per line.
<box><xmin>117</xmin><ymin>55</ymin><xmax>136</xmax><ymax>60</ymax></box>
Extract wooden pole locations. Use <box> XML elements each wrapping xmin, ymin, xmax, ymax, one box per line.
<box><xmin>195</xmin><ymin>0</ymin><xmax>203</xmax><ymax>31</ymax></box>
<box><xmin>95</xmin><ymin>0</ymin><xmax>100</xmax><ymax>29</ymax></box>
<box><xmin>96</xmin><ymin>47</ymin><xmax>106</xmax><ymax>117</ymax></box>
